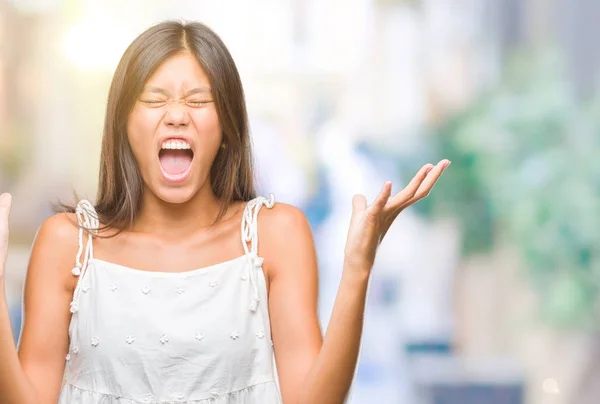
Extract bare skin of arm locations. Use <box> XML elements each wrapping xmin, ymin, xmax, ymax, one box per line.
<box><xmin>261</xmin><ymin>203</ymin><xmax>368</xmax><ymax>404</ymax></box>
<box><xmin>0</xmin><ymin>194</ymin><xmax>79</xmax><ymax>404</ymax></box>
<box><xmin>260</xmin><ymin>204</ymin><xmax>323</xmax><ymax>403</ymax></box>
<box><xmin>263</xmin><ymin>160</ymin><xmax>449</xmax><ymax>404</ymax></box>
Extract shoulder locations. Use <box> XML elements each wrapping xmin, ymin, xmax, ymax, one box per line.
<box><xmin>257</xmin><ymin>201</ymin><xmax>311</xmax><ymax>234</ymax></box>
<box><xmin>40</xmin><ymin>198</ymin><xmax>98</xmax><ymax>241</ymax></box>
<box><xmin>30</xmin><ymin>212</ymin><xmax>81</xmax><ymax>278</ymax></box>
<box><xmin>36</xmin><ymin>212</ymin><xmax>79</xmax><ymax>244</ymax></box>
<box><xmin>256</xmin><ymin>200</ymin><xmax>317</xmax><ymax>276</ymax></box>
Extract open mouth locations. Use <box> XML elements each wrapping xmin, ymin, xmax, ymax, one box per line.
<box><xmin>158</xmin><ymin>139</ymin><xmax>194</xmax><ymax>182</ymax></box>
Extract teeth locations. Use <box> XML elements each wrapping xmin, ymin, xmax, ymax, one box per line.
<box><xmin>161</xmin><ymin>139</ymin><xmax>191</xmax><ymax>150</ymax></box>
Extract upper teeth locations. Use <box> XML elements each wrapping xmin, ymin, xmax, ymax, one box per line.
<box><xmin>162</xmin><ymin>140</ymin><xmax>191</xmax><ymax>150</ymax></box>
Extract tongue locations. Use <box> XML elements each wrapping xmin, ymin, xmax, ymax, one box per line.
<box><xmin>159</xmin><ymin>150</ymin><xmax>192</xmax><ymax>176</ymax></box>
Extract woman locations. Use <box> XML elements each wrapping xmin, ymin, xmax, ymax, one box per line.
<box><xmin>0</xmin><ymin>20</ymin><xmax>449</xmax><ymax>404</ymax></box>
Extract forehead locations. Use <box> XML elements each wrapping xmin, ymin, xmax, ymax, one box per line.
<box><xmin>144</xmin><ymin>52</ymin><xmax>210</xmax><ymax>91</ymax></box>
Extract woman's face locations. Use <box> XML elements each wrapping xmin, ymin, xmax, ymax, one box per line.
<box><xmin>127</xmin><ymin>51</ymin><xmax>222</xmax><ymax>204</ymax></box>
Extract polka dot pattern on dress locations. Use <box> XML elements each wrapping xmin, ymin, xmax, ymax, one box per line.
<box><xmin>61</xmin><ymin>196</ymin><xmax>280</xmax><ymax>403</ymax></box>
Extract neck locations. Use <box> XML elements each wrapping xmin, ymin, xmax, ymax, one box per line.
<box><xmin>133</xmin><ymin>184</ymin><xmax>223</xmax><ymax>239</ymax></box>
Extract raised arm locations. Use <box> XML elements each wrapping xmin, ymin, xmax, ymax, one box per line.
<box><xmin>0</xmin><ymin>193</ymin><xmax>80</xmax><ymax>404</ymax></box>
<box><xmin>263</xmin><ymin>160</ymin><xmax>449</xmax><ymax>404</ymax></box>
<box><xmin>262</xmin><ymin>202</ymin><xmax>369</xmax><ymax>404</ymax></box>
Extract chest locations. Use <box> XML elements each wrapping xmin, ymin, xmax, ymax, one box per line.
<box><xmin>69</xmin><ymin>257</ymin><xmax>272</xmax><ymax>363</ymax></box>
<box><xmin>64</xmin><ymin>258</ymin><xmax>276</xmax><ymax>399</ymax></box>
<box><xmin>92</xmin><ymin>224</ymin><xmax>245</xmax><ymax>273</ymax></box>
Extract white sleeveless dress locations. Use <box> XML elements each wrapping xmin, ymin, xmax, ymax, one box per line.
<box><xmin>58</xmin><ymin>196</ymin><xmax>283</xmax><ymax>403</ymax></box>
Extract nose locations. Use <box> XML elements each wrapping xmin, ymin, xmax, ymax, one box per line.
<box><xmin>163</xmin><ymin>102</ymin><xmax>190</xmax><ymax>128</ymax></box>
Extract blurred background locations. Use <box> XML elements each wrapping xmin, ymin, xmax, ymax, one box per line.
<box><xmin>2</xmin><ymin>0</ymin><xmax>599</xmax><ymax>403</ymax></box>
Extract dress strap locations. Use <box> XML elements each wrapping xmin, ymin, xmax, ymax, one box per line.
<box><xmin>240</xmin><ymin>194</ymin><xmax>275</xmax><ymax>312</ymax></box>
<box><xmin>69</xmin><ymin>200</ymin><xmax>99</xmax><ymax>314</ymax></box>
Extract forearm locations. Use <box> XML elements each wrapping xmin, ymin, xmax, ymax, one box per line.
<box><xmin>0</xmin><ymin>280</ymin><xmax>39</xmax><ymax>404</ymax></box>
<box><xmin>298</xmin><ymin>263</ymin><xmax>370</xmax><ymax>404</ymax></box>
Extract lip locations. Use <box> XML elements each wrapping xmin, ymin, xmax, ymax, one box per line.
<box><xmin>157</xmin><ymin>135</ymin><xmax>195</xmax><ymax>184</ymax></box>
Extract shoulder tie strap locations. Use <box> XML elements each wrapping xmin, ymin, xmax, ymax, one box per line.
<box><xmin>69</xmin><ymin>200</ymin><xmax>99</xmax><ymax>314</ymax></box>
<box><xmin>240</xmin><ymin>194</ymin><xmax>275</xmax><ymax>312</ymax></box>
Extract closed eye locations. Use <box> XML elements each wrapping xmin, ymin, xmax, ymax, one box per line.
<box><xmin>139</xmin><ymin>100</ymin><xmax>213</xmax><ymax>108</ymax></box>
<box><xmin>140</xmin><ymin>100</ymin><xmax>167</xmax><ymax>107</ymax></box>
<box><xmin>185</xmin><ymin>100</ymin><xmax>213</xmax><ymax>108</ymax></box>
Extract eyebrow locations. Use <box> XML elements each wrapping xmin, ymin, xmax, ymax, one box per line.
<box><xmin>142</xmin><ymin>86</ymin><xmax>212</xmax><ymax>97</ymax></box>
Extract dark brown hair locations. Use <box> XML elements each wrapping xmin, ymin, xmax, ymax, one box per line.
<box><xmin>56</xmin><ymin>20</ymin><xmax>256</xmax><ymax>233</ymax></box>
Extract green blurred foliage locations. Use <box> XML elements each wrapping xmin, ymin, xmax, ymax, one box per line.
<box><xmin>419</xmin><ymin>51</ymin><xmax>600</xmax><ymax>330</ymax></box>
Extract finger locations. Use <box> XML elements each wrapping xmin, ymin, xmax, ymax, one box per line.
<box><xmin>351</xmin><ymin>194</ymin><xmax>368</xmax><ymax>215</ymax></box>
<box><xmin>392</xmin><ymin>159</ymin><xmax>450</xmax><ymax>213</ymax></box>
<box><xmin>0</xmin><ymin>193</ymin><xmax>12</xmax><ymax>223</ymax></box>
<box><xmin>411</xmin><ymin>159</ymin><xmax>449</xmax><ymax>200</ymax></box>
<box><xmin>368</xmin><ymin>181</ymin><xmax>392</xmax><ymax>215</ymax></box>
<box><xmin>386</xmin><ymin>164</ymin><xmax>433</xmax><ymax>211</ymax></box>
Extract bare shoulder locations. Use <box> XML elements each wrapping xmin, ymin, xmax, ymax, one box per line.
<box><xmin>30</xmin><ymin>212</ymin><xmax>80</xmax><ymax>282</ymax></box>
<box><xmin>257</xmin><ymin>202</ymin><xmax>313</xmax><ymax>248</ymax></box>
<box><xmin>256</xmin><ymin>202</ymin><xmax>317</xmax><ymax>277</ymax></box>
<box><xmin>37</xmin><ymin>212</ymin><xmax>79</xmax><ymax>239</ymax></box>
<box><xmin>258</xmin><ymin>202</ymin><xmax>311</xmax><ymax>233</ymax></box>
<box><xmin>35</xmin><ymin>212</ymin><xmax>79</xmax><ymax>252</ymax></box>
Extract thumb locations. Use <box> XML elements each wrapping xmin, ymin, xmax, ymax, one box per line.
<box><xmin>352</xmin><ymin>194</ymin><xmax>367</xmax><ymax>215</ymax></box>
<box><xmin>0</xmin><ymin>193</ymin><xmax>12</xmax><ymax>223</ymax></box>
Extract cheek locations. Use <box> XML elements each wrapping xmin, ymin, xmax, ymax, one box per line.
<box><xmin>191</xmin><ymin>109</ymin><xmax>222</xmax><ymax>157</ymax></box>
<box><xmin>127</xmin><ymin>110</ymin><xmax>159</xmax><ymax>165</ymax></box>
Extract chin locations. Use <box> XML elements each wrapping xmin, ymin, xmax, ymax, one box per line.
<box><xmin>152</xmin><ymin>183</ymin><xmax>200</xmax><ymax>205</ymax></box>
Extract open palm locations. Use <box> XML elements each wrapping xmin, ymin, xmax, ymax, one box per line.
<box><xmin>344</xmin><ymin>160</ymin><xmax>450</xmax><ymax>270</ymax></box>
